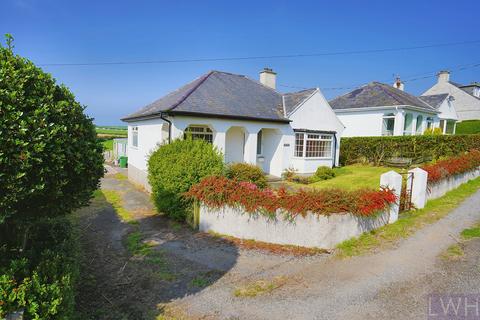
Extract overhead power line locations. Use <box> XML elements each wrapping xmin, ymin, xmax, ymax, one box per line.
<box><xmin>38</xmin><ymin>39</ymin><xmax>480</xmax><ymax>67</ymax></box>
<box><xmin>279</xmin><ymin>61</ymin><xmax>480</xmax><ymax>91</ymax></box>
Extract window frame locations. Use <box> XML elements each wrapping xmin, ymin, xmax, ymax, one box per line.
<box><xmin>293</xmin><ymin>131</ymin><xmax>334</xmax><ymax>159</ymax></box>
<box><xmin>184</xmin><ymin>125</ymin><xmax>213</xmax><ymax>143</ymax></box>
<box><xmin>382</xmin><ymin>113</ymin><xmax>395</xmax><ymax>136</ymax></box>
<box><xmin>131</xmin><ymin>126</ymin><xmax>139</xmax><ymax>148</ymax></box>
<box><xmin>256</xmin><ymin>130</ymin><xmax>263</xmax><ymax>155</ymax></box>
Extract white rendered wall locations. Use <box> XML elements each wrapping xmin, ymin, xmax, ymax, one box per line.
<box><xmin>427</xmin><ymin>169</ymin><xmax>480</xmax><ymax>201</ymax></box>
<box><xmin>288</xmin><ymin>90</ymin><xmax>345</xmax><ymax>169</ymax></box>
<box><xmin>436</xmin><ymin>97</ymin><xmax>459</xmax><ymax>121</ymax></box>
<box><xmin>336</xmin><ymin>108</ymin><xmax>438</xmax><ymax>137</ymax></box>
<box><xmin>423</xmin><ymin>82</ymin><xmax>480</xmax><ymax>121</ymax></box>
<box><xmin>200</xmin><ymin>206</ymin><xmax>390</xmax><ymax>249</ymax></box>
<box><xmin>127</xmin><ymin>118</ymin><xmax>166</xmax><ymax>171</ymax></box>
<box><xmin>336</xmin><ymin>110</ymin><xmax>385</xmax><ymax>137</ymax></box>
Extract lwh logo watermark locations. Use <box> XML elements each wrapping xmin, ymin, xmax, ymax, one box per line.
<box><xmin>428</xmin><ymin>294</ymin><xmax>480</xmax><ymax>319</ymax></box>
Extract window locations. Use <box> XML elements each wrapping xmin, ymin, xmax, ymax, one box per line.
<box><xmin>184</xmin><ymin>125</ymin><xmax>213</xmax><ymax>143</ymax></box>
<box><xmin>294</xmin><ymin>133</ymin><xmax>304</xmax><ymax>157</ymax></box>
<box><xmin>256</xmin><ymin>130</ymin><xmax>263</xmax><ymax>155</ymax></box>
<box><xmin>439</xmin><ymin>120</ymin><xmax>446</xmax><ymax>133</ymax></box>
<box><xmin>132</xmin><ymin>126</ymin><xmax>138</xmax><ymax>147</ymax></box>
<box><xmin>403</xmin><ymin>113</ymin><xmax>413</xmax><ymax>135</ymax></box>
<box><xmin>445</xmin><ymin>120</ymin><xmax>456</xmax><ymax>134</ymax></box>
<box><xmin>382</xmin><ymin>113</ymin><xmax>395</xmax><ymax>136</ymax></box>
<box><xmin>415</xmin><ymin>115</ymin><xmax>423</xmax><ymax>134</ymax></box>
<box><xmin>426</xmin><ymin>117</ymin><xmax>433</xmax><ymax>129</ymax></box>
<box><xmin>294</xmin><ymin>132</ymin><xmax>333</xmax><ymax>158</ymax></box>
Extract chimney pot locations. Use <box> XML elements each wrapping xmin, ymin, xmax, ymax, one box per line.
<box><xmin>393</xmin><ymin>77</ymin><xmax>404</xmax><ymax>91</ymax></box>
<box><xmin>259</xmin><ymin>67</ymin><xmax>277</xmax><ymax>90</ymax></box>
<box><xmin>437</xmin><ymin>70</ymin><xmax>450</xmax><ymax>83</ymax></box>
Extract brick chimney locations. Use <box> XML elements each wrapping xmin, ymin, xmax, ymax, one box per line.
<box><xmin>393</xmin><ymin>77</ymin><xmax>404</xmax><ymax>91</ymax></box>
<box><xmin>259</xmin><ymin>68</ymin><xmax>276</xmax><ymax>90</ymax></box>
<box><xmin>437</xmin><ymin>70</ymin><xmax>450</xmax><ymax>83</ymax></box>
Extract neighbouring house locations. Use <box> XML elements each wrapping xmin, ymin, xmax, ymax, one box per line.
<box><xmin>329</xmin><ymin>80</ymin><xmax>457</xmax><ymax>137</ymax></box>
<box><xmin>422</xmin><ymin>70</ymin><xmax>480</xmax><ymax>121</ymax></box>
<box><xmin>121</xmin><ymin>68</ymin><xmax>344</xmax><ymax>190</ymax></box>
<box><xmin>418</xmin><ymin>93</ymin><xmax>458</xmax><ymax>134</ymax></box>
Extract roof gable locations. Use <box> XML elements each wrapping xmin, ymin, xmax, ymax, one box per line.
<box><xmin>329</xmin><ymin>82</ymin><xmax>437</xmax><ymax>112</ymax></box>
<box><xmin>418</xmin><ymin>94</ymin><xmax>449</xmax><ymax>109</ymax></box>
<box><xmin>283</xmin><ymin>88</ymin><xmax>317</xmax><ymax>116</ymax></box>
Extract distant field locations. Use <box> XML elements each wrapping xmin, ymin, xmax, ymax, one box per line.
<box><xmin>96</xmin><ymin>126</ymin><xmax>127</xmax><ymax>137</ymax></box>
<box><xmin>96</xmin><ymin>126</ymin><xmax>127</xmax><ymax>151</ymax></box>
<box><xmin>456</xmin><ymin>120</ymin><xmax>480</xmax><ymax>135</ymax></box>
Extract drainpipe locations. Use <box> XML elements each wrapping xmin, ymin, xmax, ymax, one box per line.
<box><xmin>332</xmin><ymin>132</ymin><xmax>337</xmax><ymax>168</ymax></box>
<box><xmin>159</xmin><ymin>112</ymin><xmax>172</xmax><ymax>143</ymax></box>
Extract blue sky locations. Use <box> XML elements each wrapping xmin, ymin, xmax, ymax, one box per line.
<box><xmin>1</xmin><ymin>0</ymin><xmax>478</xmax><ymax>125</ymax></box>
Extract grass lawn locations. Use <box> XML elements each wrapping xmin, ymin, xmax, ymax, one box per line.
<box><xmin>102</xmin><ymin>139</ymin><xmax>113</xmax><ymax>151</ymax></box>
<box><xmin>456</xmin><ymin>120</ymin><xmax>480</xmax><ymax>135</ymax></box>
<box><xmin>289</xmin><ymin>164</ymin><xmax>400</xmax><ymax>191</ymax></box>
<box><xmin>337</xmin><ymin>177</ymin><xmax>480</xmax><ymax>257</ymax></box>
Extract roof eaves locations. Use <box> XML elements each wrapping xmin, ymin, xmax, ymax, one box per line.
<box><xmin>167</xmin><ymin>110</ymin><xmax>291</xmax><ymax>123</ymax></box>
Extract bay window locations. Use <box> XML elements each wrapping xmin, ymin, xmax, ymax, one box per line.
<box><xmin>294</xmin><ymin>132</ymin><xmax>333</xmax><ymax>158</ymax></box>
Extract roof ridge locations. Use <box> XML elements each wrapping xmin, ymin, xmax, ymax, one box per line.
<box><xmin>167</xmin><ymin>71</ymin><xmax>214</xmax><ymax>112</ymax></box>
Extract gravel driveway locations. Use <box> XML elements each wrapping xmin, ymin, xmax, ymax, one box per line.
<box><xmin>76</xmin><ymin>167</ymin><xmax>480</xmax><ymax>319</ymax></box>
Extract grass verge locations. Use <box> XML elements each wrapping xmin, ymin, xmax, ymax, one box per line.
<box><xmin>233</xmin><ymin>276</ymin><xmax>287</xmax><ymax>298</ymax></box>
<box><xmin>101</xmin><ymin>189</ymin><xmax>138</xmax><ymax>224</ymax></box>
<box><xmin>441</xmin><ymin>244</ymin><xmax>464</xmax><ymax>260</ymax></box>
<box><xmin>461</xmin><ymin>223</ymin><xmax>480</xmax><ymax>240</ymax></box>
<box><xmin>337</xmin><ymin>177</ymin><xmax>480</xmax><ymax>258</ymax></box>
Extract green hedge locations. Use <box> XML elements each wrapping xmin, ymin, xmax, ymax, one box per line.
<box><xmin>0</xmin><ymin>217</ymin><xmax>79</xmax><ymax>319</ymax></box>
<box><xmin>339</xmin><ymin>134</ymin><xmax>480</xmax><ymax>166</ymax></box>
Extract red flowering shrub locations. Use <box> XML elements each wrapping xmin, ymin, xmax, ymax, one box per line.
<box><xmin>186</xmin><ymin>176</ymin><xmax>397</xmax><ymax>219</ymax></box>
<box><xmin>422</xmin><ymin>149</ymin><xmax>480</xmax><ymax>184</ymax></box>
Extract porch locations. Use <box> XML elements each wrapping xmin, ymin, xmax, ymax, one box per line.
<box><xmin>170</xmin><ymin>118</ymin><xmax>290</xmax><ymax>177</ymax></box>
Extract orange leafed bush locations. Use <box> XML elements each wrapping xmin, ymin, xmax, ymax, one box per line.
<box><xmin>422</xmin><ymin>149</ymin><xmax>480</xmax><ymax>183</ymax></box>
<box><xmin>186</xmin><ymin>176</ymin><xmax>396</xmax><ymax>219</ymax></box>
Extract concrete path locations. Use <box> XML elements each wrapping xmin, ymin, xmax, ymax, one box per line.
<box><xmin>77</xmin><ymin>166</ymin><xmax>480</xmax><ymax>319</ymax></box>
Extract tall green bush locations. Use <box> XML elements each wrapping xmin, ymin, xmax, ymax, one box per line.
<box><xmin>0</xmin><ymin>35</ymin><xmax>104</xmax><ymax>230</ymax></box>
<box><xmin>148</xmin><ymin>138</ymin><xmax>224</xmax><ymax>221</ymax></box>
<box><xmin>225</xmin><ymin>162</ymin><xmax>267</xmax><ymax>188</ymax></box>
<box><xmin>339</xmin><ymin>134</ymin><xmax>480</xmax><ymax>166</ymax></box>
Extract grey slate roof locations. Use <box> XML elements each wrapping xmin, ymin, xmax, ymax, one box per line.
<box><xmin>449</xmin><ymin>81</ymin><xmax>480</xmax><ymax>100</ymax></box>
<box><xmin>122</xmin><ymin>71</ymin><xmax>290</xmax><ymax>122</ymax></box>
<box><xmin>329</xmin><ymin>82</ymin><xmax>437</xmax><ymax>112</ymax></box>
<box><xmin>283</xmin><ymin>88</ymin><xmax>317</xmax><ymax>116</ymax></box>
<box><xmin>418</xmin><ymin>94</ymin><xmax>449</xmax><ymax>109</ymax></box>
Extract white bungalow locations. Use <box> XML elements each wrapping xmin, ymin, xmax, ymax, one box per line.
<box><xmin>329</xmin><ymin>80</ymin><xmax>457</xmax><ymax>137</ymax></box>
<box><xmin>122</xmin><ymin>68</ymin><xmax>344</xmax><ymax>190</ymax></box>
